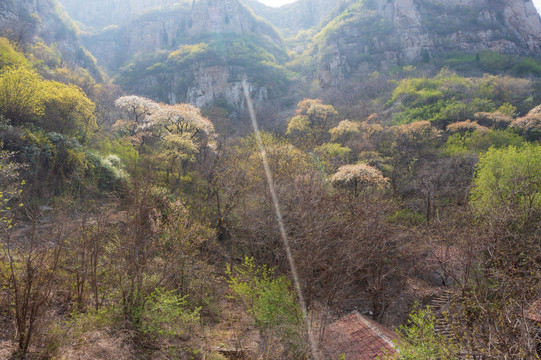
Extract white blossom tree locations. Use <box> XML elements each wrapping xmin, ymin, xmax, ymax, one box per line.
<box><xmin>114</xmin><ymin>95</ymin><xmax>160</xmax><ymax>139</ymax></box>
<box><xmin>329</xmin><ymin>119</ymin><xmax>360</xmax><ymax>142</ymax></box>
<box><xmin>115</xmin><ymin>97</ymin><xmax>217</xmax><ymax>185</ymax></box>
<box><xmin>330</xmin><ymin>163</ymin><xmax>388</xmax><ymax>197</ymax></box>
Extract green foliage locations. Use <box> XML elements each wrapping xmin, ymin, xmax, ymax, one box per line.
<box><xmin>394</xmin><ymin>305</ymin><xmax>458</xmax><ymax>360</ymax></box>
<box><xmin>253</xmin><ymin>276</ymin><xmax>300</xmax><ymax>329</ymax></box>
<box><xmin>315</xmin><ymin>0</ymin><xmax>388</xmax><ymax>45</ymax></box>
<box><xmin>0</xmin><ymin>64</ymin><xmax>97</xmax><ymax>139</ymax></box>
<box><xmin>41</xmin><ymin>80</ymin><xmax>97</xmax><ymax>137</ymax></box>
<box><xmin>471</xmin><ymin>144</ymin><xmax>541</xmax><ymax>222</ymax></box>
<box><xmin>226</xmin><ymin>257</ymin><xmax>272</xmax><ymax>313</ymax></box>
<box><xmin>311</xmin><ymin>0</ymin><xmax>392</xmax><ymax>72</ymax></box>
<box><xmin>329</xmin><ymin>120</ymin><xmax>361</xmax><ymax>142</ymax></box>
<box><xmin>30</xmin><ymin>41</ymin><xmax>62</xmax><ymax>70</ymax></box>
<box><xmin>167</xmin><ymin>42</ymin><xmax>209</xmax><ymax>66</ymax></box>
<box><xmin>43</xmin><ymin>306</ymin><xmax>120</xmax><ymax>354</ymax></box>
<box><xmin>444</xmin><ymin>129</ymin><xmax>524</xmax><ymax>156</ymax></box>
<box><xmin>95</xmin><ymin>137</ymin><xmax>140</xmax><ymax>170</ymax></box>
<box><xmin>389</xmin><ymin>70</ymin><xmax>532</xmax><ymax>127</ymax></box>
<box><xmin>117</xmin><ymin>34</ymin><xmax>292</xmax><ymax>102</ymax></box>
<box><xmin>387</xmin><ymin>208</ymin><xmax>426</xmax><ymax>226</ymax></box>
<box><xmin>85</xmin><ymin>152</ymin><xmax>127</xmax><ymax>191</ymax></box>
<box><xmin>314</xmin><ymin>143</ymin><xmax>351</xmax><ymax>158</ymax></box>
<box><xmin>444</xmin><ymin>50</ymin><xmax>541</xmax><ymax>77</ymax></box>
<box><xmin>0</xmin><ymin>66</ymin><xmax>46</xmax><ymax>125</ymax></box>
<box><xmin>497</xmin><ymin>102</ymin><xmax>517</xmax><ymax>117</ymax></box>
<box><xmin>66</xmin><ymin>307</ymin><xmax>121</xmax><ymax>337</ymax></box>
<box><xmin>226</xmin><ymin>257</ymin><xmax>302</xmax><ymax>347</ymax></box>
<box><xmin>313</xmin><ymin>142</ymin><xmax>351</xmax><ymax>173</ymax></box>
<box><xmin>0</xmin><ymin>37</ymin><xmax>30</xmax><ymax>68</ymax></box>
<box><xmin>287</xmin><ymin>99</ymin><xmax>338</xmax><ymax>147</ymax></box>
<box><xmin>140</xmin><ymin>289</ymin><xmax>200</xmax><ymax>339</ymax></box>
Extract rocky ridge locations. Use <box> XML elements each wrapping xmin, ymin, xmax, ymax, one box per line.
<box><xmin>76</xmin><ymin>0</ymin><xmax>284</xmax><ymax>110</ymax></box>
<box><xmin>0</xmin><ymin>0</ymin><xmax>102</xmax><ymax>80</ymax></box>
<box><xmin>241</xmin><ymin>0</ymin><xmax>350</xmax><ymax>33</ymax></box>
<box><xmin>50</xmin><ymin>0</ymin><xmax>541</xmax><ymax>111</ymax></box>
<box><xmin>312</xmin><ymin>0</ymin><xmax>541</xmax><ymax>88</ymax></box>
<box><xmin>59</xmin><ymin>0</ymin><xmax>181</xmax><ymax>31</ymax></box>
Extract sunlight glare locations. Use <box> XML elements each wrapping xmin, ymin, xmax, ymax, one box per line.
<box><xmin>257</xmin><ymin>0</ymin><xmax>298</xmax><ymax>7</ymax></box>
<box><xmin>242</xmin><ymin>79</ymin><xmax>321</xmax><ymax>360</ymax></box>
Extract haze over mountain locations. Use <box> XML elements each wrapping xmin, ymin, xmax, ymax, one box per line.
<box><xmin>1</xmin><ymin>0</ymin><xmax>540</xmax><ymax>118</ymax></box>
<box><xmin>54</xmin><ymin>0</ymin><xmax>541</xmax><ymax>114</ymax></box>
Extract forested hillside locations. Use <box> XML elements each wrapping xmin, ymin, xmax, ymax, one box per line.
<box><xmin>0</xmin><ymin>0</ymin><xmax>541</xmax><ymax>359</ymax></box>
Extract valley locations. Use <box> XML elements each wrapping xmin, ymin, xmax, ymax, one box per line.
<box><xmin>0</xmin><ymin>0</ymin><xmax>541</xmax><ymax>359</ymax></box>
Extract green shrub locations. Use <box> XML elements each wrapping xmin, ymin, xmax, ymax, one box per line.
<box><xmin>140</xmin><ymin>289</ymin><xmax>201</xmax><ymax>339</ymax></box>
<box><xmin>389</xmin><ymin>70</ymin><xmax>532</xmax><ymax>127</ymax></box>
<box><xmin>387</xmin><ymin>209</ymin><xmax>426</xmax><ymax>226</ymax></box>
<box><xmin>471</xmin><ymin>144</ymin><xmax>541</xmax><ymax>221</ymax></box>
<box><xmin>444</xmin><ymin>129</ymin><xmax>524</xmax><ymax>156</ymax></box>
<box><xmin>0</xmin><ymin>37</ymin><xmax>30</xmax><ymax>68</ymax></box>
<box><xmin>471</xmin><ymin>143</ymin><xmax>541</xmax><ymax>222</ymax></box>
<box><xmin>391</xmin><ymin>305</ymin><xmax>458</xmax><ymax>360</ymax></box>
<box><xmin>226</xmin><ymin>257</ymin><xmax>304</xmax><ymax>354</ymax></box>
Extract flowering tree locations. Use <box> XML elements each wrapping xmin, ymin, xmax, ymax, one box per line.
<box><xmin>510</xmin><ymin>105</ymin><xmax>541</xmax><ymax>140</ymax></box>
<box><xmin>114</xmin><ymin>96</ymin><xmax>216</xmax><ymax>185</ymax></box>
<box><xmin>149</xmin><ymin>103</ymin><xmax>216</xmax><ymax>186</ymax></box>
<box><xmin>330</xmin><ymin>163</ymin><xmax>388</xmax><ymax>197</ymax></box>
<box><xmin>329</xmin><ymin>119</ymin><xmax>360</xmax><ymax>142</ymax></box>
<box><xmin>114</xmin><ymin>95</ymin><xmax>160</xmax><ymax>139</ymax></box>
<box><xmin>287</xmin><ymin>99</ymin><xmax>338</xmax><ymax>147</ymax></box>
<box><xmin>446</xmin><ymin>120</ymin><xmax>488</xmax><ymax>134</ymax></box>
<box><xmin>474</xmin><ymin>111</ymin><xmax>513</xmax><ymax>129</ymax></box>
<box><xmin>149</xmin><ymin>103</ymin><xmax>215</xmax><ymax>138</ymax></box>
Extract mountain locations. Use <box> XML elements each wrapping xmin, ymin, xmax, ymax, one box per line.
<box><xmin>0</xmin><ymin>0</ymin><xmax>103</xmax><ymax>80</ymax></box>
<box><xmin>67</xmin><ymin>0</ymin><xmax>289</xmax><ymax>112</ymax></box>
<box><xmin>77</xmin><ymin>0</ymin><xmax>283</xmax><ymax>69</ymax></box>
<box><xmin>58</xmin><ymin>0</ymin><xmax>180</xmax><ymax>31</ymax></box>
<box><xmin>307</xmin><ymin>0</ymin><xmax>541</xmax><ymax>88</ymax></box>
<box><xmin>50</xmin><ymin>0</ymin><xmax>541</xmax><ymax>114</ymax></box>
<box><xmin>240</xmin><ymin>0</ymin><xmax>349</xmax><ymax>33</ymax></box>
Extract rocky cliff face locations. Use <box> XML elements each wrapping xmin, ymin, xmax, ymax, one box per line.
<box><xmin>0</xmin><ymin>0</ymin><xmax>102</xmax><ymax>80</ymax></box>
<box><xmin>50</xmin><ymin>0</ymin><xmax>541</xmax><ymax>111</ymax></box>
<box><xmin>188</xmin><ymin>0</ymin><xmax>279</xmax><ymax>38</ymax></box>
<box><xmin>122</xmin><ymin>63</ymin><xmax>270</xmax><ymax>111</ymax></box>
<box><xmin>241</xmin><ymin>0</ymin><xmax>349</xmax><ymax>32</ymax></box>
<box><xmin>84</xmin><ymin>0</ymin><xmax>281</xmax><ymax>68</ymax></box>
<box><xmin>79</xmin><ymin>0</ymin><xmax>283</xmax><ymax>110</ymax></box>
<box><xmin>187</xmin><ymin>65</ymin><xmax>268</xmax><ymax>109</ymax></box>
<box><xmin>59</xmin><ymin>0</ymin><xmax>180</xmax><ymax>31</ymax></box>
<box><xmin>313</xmin><ymin>0</ymin><xmax>541</xmax><ymax>88</ymax></box>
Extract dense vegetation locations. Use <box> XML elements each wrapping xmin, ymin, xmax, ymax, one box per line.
<box><xmin>1</xmin><ymin>0</ymin><xmax>541</xmax><ymax>358</ymax></box>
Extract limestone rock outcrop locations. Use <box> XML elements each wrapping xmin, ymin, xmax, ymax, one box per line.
<box><xmin>311</xmin><ymin>0</ymin><xmax>541</xmax><ymax>88</ymax></box>
<box><xmin>72</xmin><ymin>0</ymin><xmax>281</xmax><ymax>110</ymax></box>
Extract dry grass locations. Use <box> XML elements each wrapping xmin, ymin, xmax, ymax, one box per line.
<box><xmin>0</xmin><ymin>341</ymin><xmax>15</xmax><ymax>360</ymax></box>
<box><xmin>55</xmin><ymin>330</ymin><xmax>133</xmax><ymax>360</ymax></box>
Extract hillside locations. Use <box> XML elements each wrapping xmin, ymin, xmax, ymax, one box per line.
<box><xmin>0</xmin><ymin>0</ymin><xmax>103</xmax><ymax>81</ymax></box>
<box><xmin>57</xmin><ymin>0</ymin><xmax>541</xmax><ymax>118</ymax></box>
<box><xmin>71</xmin><ymin>0</ymin><xmax>289</xmax><ymax>116</ymax></box>
<box><xmin>241</xmin><ymin>0</ymin><xmax>349</xmax><ymax>33</ymax></box>
<box><xmin>306</xmin><ymin>0</ymin><xmax>541</xmax><ymax>88</ymax></box>
<box><xmin>1</xmin><ymin>0</ymin><xmax>541</xmax><ymax>359</ymax></box>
